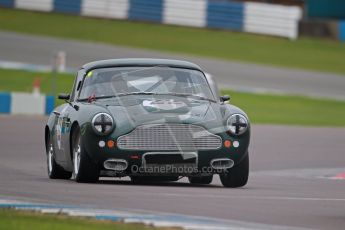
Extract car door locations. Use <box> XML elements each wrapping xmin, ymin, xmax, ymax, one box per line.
<box><xmin>60</xmin><ymin>70</ymin><xmax>85</xmax><ymax>169</ymax></box>
<box><xmin>59</xmin><ymin>105</ymin><xmax>74</xmax><ymax>167</ymax></box>
<box><xmin>53</xmin><ymin>104</ymin><xmax>70</xmax><ymax>163</ymax></box>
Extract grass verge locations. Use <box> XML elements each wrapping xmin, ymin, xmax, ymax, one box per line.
<box><xmin>0</xmin><ymin>68</ymin><xmax>74</xmax><ymax>97</ymax></box>
<box><xmin>0</xmin><ymin>9</ymin><xmax>345</xmax><ymax>74</ymax></box>
<box><xmin>221</xmin><ymin>89</ymin><xmax>345</xmax><ymax>126</ymax></box>
<box><xmin>1</xmin><ymin>68</ymin><xmax>345</xmax><ymax>126</ymax></box>
<box><xmin>0</xmin><ymin>208</ymin><xmax>176</xmax><ymax>230</ymax></box>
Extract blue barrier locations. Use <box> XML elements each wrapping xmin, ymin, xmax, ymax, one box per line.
<box><xmin>54</xmin><ymin>0</ymin><xmax>81</xmax><ymax>14</ymax></box>
<box><xmin>0</xmin><ymin>0</ymin><xmax>14</xmax><ymax>8</ymax></box>
<box><xmin>45</xmin><ymin>95</ymin><xmax>55</xmax><ymax>115</ymax></box>
<box><xmin>0</xmin><ymin>0</ymin><xmax>303</xmax><ymax>40</ymax></box>
<box><xmin>128</xmin><ymin>0</ymin><xmax>163</xmax><ymax>22</ymax></box>
<box><xmin>207</xmin><ymin>1</ymin><xmax>244</xmax><ymax>31</ymax></box>
<box><xmin>339</xmin><ymin>21</ymin><xmax>345</xmax><ymax>42</ymax></box>
<box><xmin>0</xmin><ymin>92</ymin><xmax>11</xmax><ymax>114</ymax></box>
<box><xmin>0</xmin><ymin>92</ymin><xmax>54</xmax><ymax>115</ymax></box>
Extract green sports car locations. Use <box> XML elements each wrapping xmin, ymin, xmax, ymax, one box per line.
<box><xmin>45</xmin><ymin>59</ymin><xmax>250</xmax><ymax>187</ymax></box>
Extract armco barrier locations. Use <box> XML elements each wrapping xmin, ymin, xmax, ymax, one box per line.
<box><xmin>129</xmin><ymin>0</ymin><xmax>163</xmax><ymax>22</ymax></box>
<box><xmin>163</xmin><ymin>0</ymin><xmax>207</xmax><ymax>28</ymax></box>
<box><xmin>244</xmin><ymin>2</ymin><xmax>302</xmax><ymax>39</ymax></box>
<box><xmin>0</xmin><ymin>92</ymin><xmax>54</xmax><ymax>115</ymax></box>
<box><xmin>54</xmin><ymin>0</ymin><xmax>81</xmax><ymax>14</ymax></box>
<box><xmin>0</xmin><ymin>92</ymin><xmax>11</xmax><ymax>113</ymax></box>
<box><xmin>16</xmin><ymin>0</ymin><xmax>53</xmax><ymax>12</ymax></box>
<box><xmin>81</xmin><ymin>0</ymin><xmax>128</xmax><ymax>19</ymax></box>
<box><xmin>207</xmin><ymin>1</ymin><xmax>244</xmax><ymax>31</ymax></box>
<box><xmin>0</xmin><ymin>0</ymin><xmax>302</xmax><ymax>39</ymax></box>
<box><xmin>0</xmin><ymin>0</ymin><xmax>14</xmax><ymax>8</ymax></box>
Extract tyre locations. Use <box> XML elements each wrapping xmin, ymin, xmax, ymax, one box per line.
<box><xmin>72</xmin><ymin>126</ymin><xmax>99</xmax><ymax>183</ymax></box>
<box><xmin>46</xmin><ymin>135</ymin><xmax>72</xmax><ymax>179</ymax></box>
<box><xmin>188</xmin><ymin>175</ymin><xmax>213</xmax><ymax>185</ymax></box>
<box><xmin>131</xmin><ymin>176</ymin><xmax>179</xmax><ymax>183</ymax></box>
<box><xmin>220</xmin><ymin>153</ymin><xmax>249</xmax><ymax>188</ymax></box>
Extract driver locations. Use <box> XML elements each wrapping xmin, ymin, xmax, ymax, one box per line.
<box><xmin>111</xmin><ymin>74</ymin><xmax>130</xmax><ymax>94</ymax></box>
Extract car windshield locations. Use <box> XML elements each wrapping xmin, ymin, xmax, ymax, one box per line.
<box><xmin>78</xmin><ymin>66</ymin><xmax>215</xmax><ymax>101</ymax></box>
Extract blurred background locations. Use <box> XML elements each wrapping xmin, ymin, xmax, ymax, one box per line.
<box><xmin>0</xmin><ymin>0</ymin><xmax>345</xmax><ymax>125</ymax></box>
<box><xmin>0</xmin><ymin>1</ymin><xmax>345</xmax><ymax>230</ymax></box>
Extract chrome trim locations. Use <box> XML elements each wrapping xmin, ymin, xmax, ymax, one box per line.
<box><xmin>104</xmin><ymin>159</ymin><xmax>128</xmax><ymax>171</ymax></box>
<box><xmin>210</xmin><ymin>158</ymin><xmax>234</xmax><ymax>170</ymax></box>
<box><xmin>53</xmin><ymin>111</ymin><xmax>60</xmax><ymax>116</ymax></box>
<box><xmin>117</xmin><ymin>124</ymin><xmax>222</xmax><ymax>151</ymax></box>
<box><xmin>47</xmin><ymin>144</ymin><xmax>53</xmax><ymax>174</ymax></box>
<box><xmin>227</xmin><ymin>114</ymin><xmax>248</xmax><ymax>136</ymax></box>
<box><xmin>91</xmin><ymin>112</ymin><xmax>114</xmax><ymax>135</ymax></box>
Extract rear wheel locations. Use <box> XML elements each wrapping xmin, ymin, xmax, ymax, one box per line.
<box><xmin>188</xmin><ymin>175</ymin><xmax>213</xmax><ymax>185</ymax></box>
<box><xmin>46</xmin><ymin>135</ymin><xmax>72</xmax><ymax>179</ymax></box>
<box><xmin>72</xmin><ymin>127</ymin><xmax>99</xmax><ymax>183</ymax></box>
<box><xmin>220</xmin><ymin>153</ymin><xmax>249</xmax><ymax>188</ymax></box>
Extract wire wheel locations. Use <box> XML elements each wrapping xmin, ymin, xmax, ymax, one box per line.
<box><xmin>73</xmin><ymin>133</ymin><xmax>81</xmax><ymax>177</ymax></box>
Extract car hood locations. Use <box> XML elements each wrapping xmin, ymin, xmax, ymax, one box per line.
<box><xmin>94</xmin><ymin>96</ymin><xmax>225</xmax><ymax>135</ymax></box>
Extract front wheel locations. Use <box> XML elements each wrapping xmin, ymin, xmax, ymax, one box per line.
<box><xmin>46</xmin><ymin>136</ymin><xmax>72</xmax><ymax>179</ymax></box>
<box><xmin>72</xmin><ymin>127</ymin><xmax>99</xmax><ymax>183</ymax></box>
<box><xmin>220</xmin><ymin>153</ymin><xmax>249</xmax><ymax>188</ymax></box>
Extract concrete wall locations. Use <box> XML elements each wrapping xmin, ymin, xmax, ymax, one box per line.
<box><xmin>0</xmin><ymin>92</ymin><xmax>54</xmax><ymax>115</ymax></box>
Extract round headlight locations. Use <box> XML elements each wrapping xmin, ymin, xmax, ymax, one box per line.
<box><xmin>91</xmin><ymin>113</ymin><xmax>114</xmax><ymax>135</ymax></box>
<box><xmin>227</xmin><ymin>114</ymin><xmax>248</xmax><ymax>135</ymax></box>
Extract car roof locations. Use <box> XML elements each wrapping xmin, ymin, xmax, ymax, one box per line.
<box><xmin>82</xmin><ymin>58</ymin><xmax>203</xmax><ymax>72</ymax></box>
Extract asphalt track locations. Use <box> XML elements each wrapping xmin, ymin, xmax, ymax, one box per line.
<box><xmin>1</xmin><ymin>31</ymin><xmax>345</xmax><ymax>100</ymax></box>
<box><xmin>0</xmin><ymin>116</ymin><xmax>344</xmax><ymax>229</ymax></box>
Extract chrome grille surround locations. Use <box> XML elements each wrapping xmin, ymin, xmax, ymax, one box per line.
<box><xmin>117</xmin><ymin>123</ymin><xmax>222</xmax><ymax>151</ymax></box>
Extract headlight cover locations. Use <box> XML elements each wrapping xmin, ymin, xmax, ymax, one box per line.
<box><xmin>91</xmin><ymin>113</ymin><xmax>114</xmax><ymax>135</ymax></box>
<box><xmin>227</xmin><ymin>114</ymin><xmax>248</xmax><ymax>135</ymax></box>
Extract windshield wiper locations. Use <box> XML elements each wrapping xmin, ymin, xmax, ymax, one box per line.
<box><xmin>120</xmin><ymin>92</ymin><xmax>158</xmax><ymax>96</ymax></box>
<box><xmin>78</xmin><ymin>92</ymin><xmax>158</xmax><ymax>102</ymax></box>
<box><xmin>158</xmin><ymin>93</ymin><xmax>216</xmax><ymax>103</ymax></box>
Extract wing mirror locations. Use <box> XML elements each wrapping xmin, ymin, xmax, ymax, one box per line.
<box><xmin>220</xmin><ymin>95</ymin><xmax>230</xmax><ymax>102</ymax></box>
<box><xmin>58</xmin><ymin>93</ymin><xmax>70</xmax><ymax>100</ymax></box>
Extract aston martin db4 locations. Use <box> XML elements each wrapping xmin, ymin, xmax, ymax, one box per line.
<box><xmin>45</xmin><ymin>59</ymin><xmax>250</xmax><ymax>187</ymax></box>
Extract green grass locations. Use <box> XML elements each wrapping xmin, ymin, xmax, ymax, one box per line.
<box><xmin>0</xmin><ymin>69</ymin><xmax>74</xmax><ymax>96</ymax></box>
<box><xmin>0</xmin><ymin>68</ymin><xmax>73</xmax><ymax>106</ymax></box>
<box><xmin>1</xmin><ymin>68</ymin><xmax>345</xmax><ymax>126</ymax></box>
<box><xmin>1</xmin><ymin>9</ymin><xmax>345</xmax><ymax>74</ymax></box>
<box><xmin>221</xmin><ymin>90</ymin><xmax>345</xmax><ymax>126</ymax></box>
<box><xmin>0</xmin><ymin>208</ymin><xmax>176</xmax><ymax>230</ymax></box>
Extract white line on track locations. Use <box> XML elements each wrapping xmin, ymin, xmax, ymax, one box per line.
<box><xmin>158</xmin><ymin>193</ymin><xmax>345</xmax><ymax>202</ymax></box>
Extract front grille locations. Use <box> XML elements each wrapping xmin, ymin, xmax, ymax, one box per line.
<box><xmin>117</xmin><ymin>123</ymin><xmax>222</xmax><ymax>151</ymax></box>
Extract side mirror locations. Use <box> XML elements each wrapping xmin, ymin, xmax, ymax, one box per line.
<box><xmin>58</xmin><ymin>93</ymin><xmax>70</xmax><ymax>100</ymax></box>
<box><xmin>220</xmin><ymin>95</ymin><xmax>230</xmax><ymax>102</ymax></box>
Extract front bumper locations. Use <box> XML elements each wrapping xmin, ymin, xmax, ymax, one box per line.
<box><xmin>82</xmin><ymin>129</ymin><xmax>250</xmax><ymax>176</ymax></box>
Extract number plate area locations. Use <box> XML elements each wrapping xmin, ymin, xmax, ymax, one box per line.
<box><xmin>141</xmin><ymin>152</ymin><xmax>198</xmax><ymax>174</ymax></box>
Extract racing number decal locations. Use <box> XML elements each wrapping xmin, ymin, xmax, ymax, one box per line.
<box><xmin>55</xmin><ymin>105</ymin><xmax>69</xmax><ymax>150</ymax></box>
